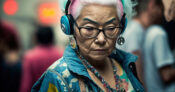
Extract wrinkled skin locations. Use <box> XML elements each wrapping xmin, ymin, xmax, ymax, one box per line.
<box><xmin>74</xmin><ymin>4</ymin><xmax>120</xmax><ymax>66</ymax></box>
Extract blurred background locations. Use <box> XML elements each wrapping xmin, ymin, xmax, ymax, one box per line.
<box><xmin>0</xmin><ymin>0</ymin><xmax>69</xmax><ymax>52</ymax></box>
<box><xmin>0</xmin><ymin>0</ymin><xmax>175</xmax><ymax>92</ymax></box>
<box><xmin>0</xmin><ymin>0</ymin><xmax>69</xmax><ymax>92</ymax></box>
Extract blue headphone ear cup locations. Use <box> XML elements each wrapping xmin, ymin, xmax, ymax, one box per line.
<box><xmin>61</xmin><ymin>15</ymin><xmax>72</xmax><ymax>35</ymax></box>
<box><xmin>60</xmin><ymin>15</ymin><xmax>75</xmax><ymax>35</ymax></box>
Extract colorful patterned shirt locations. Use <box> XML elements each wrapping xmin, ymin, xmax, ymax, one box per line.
<box><xmin>114</xmin><ymin>61</ymin><xmax>135</xmax><ymax>92</ymax></box>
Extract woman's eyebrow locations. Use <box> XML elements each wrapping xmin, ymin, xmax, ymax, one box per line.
<box><xmin>83</xmin><ymin>18</ymin><xmax>99</xmax><ymax>24</ymax></box>
<box><xmin>82</xmin><ymin>18</ymin><xmax>117</xmax><ymax>25</ymax></box>
<box><xmin>104</xmin><ymin>18</ymin><xmax>117</xmax><ymax>25</ymax></box>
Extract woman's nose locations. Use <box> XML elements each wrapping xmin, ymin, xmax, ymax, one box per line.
<box><xmin>95</xmin><ymin>32</ymin><xmax>106</xmax><ymax>45</ymax></box>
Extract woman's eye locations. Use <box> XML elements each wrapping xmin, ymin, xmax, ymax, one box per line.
<box><xmin>84</xmin><ymin>26</ymin><xmax>95</xmax><ymax>30</ymax></box>
<box><xmin>106</xmin><ymin>27</ymin><xmax>116</xmax><ymax>30</ymax></box>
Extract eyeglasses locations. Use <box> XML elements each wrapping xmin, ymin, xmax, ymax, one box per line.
<box><xmin>75</xmin><ymin>23</ymin><xmax>122</xmax><ymax>39</ymax></box>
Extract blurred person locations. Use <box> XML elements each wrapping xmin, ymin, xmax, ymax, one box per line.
<box><xmin>116</xmin><ymin>0</ymin><xmax>164</xmax><ymax>84</ymax></box>
<box><xmin>142</xmin><ymin>0</ymin><xmax>175</xmax><ymax>91</ymax></box>
<box><xmin>0</xmin><ymin>21</ymin><xmax>22</xmax><ymax>92</ymax></box>
<box><xmin>20</xmin><ymin>26</ymin><xmax>63</xmax><ymax>92</ymax></box>
<box><xmin>143</xmin><ymin>25</ymin><xmax>175</xmax><ymax>92</ymax></box>
<box><xmin>32</xmin><ymin>0</ymin><xmax>144</xmax><ymax>92</ymax></box>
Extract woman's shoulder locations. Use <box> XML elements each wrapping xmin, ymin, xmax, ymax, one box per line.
<box><xmin>31</xmin><ymin>57</ymin><xmax>80</xmax><ymax>92</ymax></box>
<box><xmin>48</xmin><ymin>57</ymin><xmax>67</xmax><ymax>71</ymax></box>
<box><xmin>47</xmin><ymin>57</ymin><xmax>76</xmax><ymax>81</ymax></box>
<box><xmin>42</xmin><ymin>57</ymin><xmax>77</xmax><ymax>82</ymax></box>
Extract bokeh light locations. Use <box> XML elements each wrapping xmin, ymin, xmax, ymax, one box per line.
<box><xmin>3</xmin><ymin>0</ymin><xmax>18</xmax><ymax>15</ymax></box>
<box><xmin>38</xmin><ymin>3</ymin><xmax>61</xmax><ymax>25</ymax></box>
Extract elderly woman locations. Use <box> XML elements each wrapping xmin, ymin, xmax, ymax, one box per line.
<box><xmin>32</xmin><ymin>0</ymin><xmax>144</xmax><ymax>92</ymax></box>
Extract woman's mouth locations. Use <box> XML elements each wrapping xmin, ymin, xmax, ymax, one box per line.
<box><xmin>92</xmin><ymin>49</ymin><xmax>108</xmax><ymax>54</ymax></box>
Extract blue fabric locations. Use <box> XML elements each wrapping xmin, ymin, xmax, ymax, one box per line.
<box><xmin>31</xmin><ymin>45</ymin><xmax>144</xmax><ymax>92</ymax></box>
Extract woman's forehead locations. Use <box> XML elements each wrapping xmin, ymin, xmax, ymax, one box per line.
<box><xmin>77</xmin><ymin>4</ymin><xmax>118</xmax><ymax>22</ymax></box>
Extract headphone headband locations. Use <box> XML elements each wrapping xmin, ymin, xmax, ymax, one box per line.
<box><xmin>65</xmin><ymin>0</ymin><xmax>71</xmax><ymax>15</ymax></box>
<box><xmin>120</xmin><ymin>13</ymin><xmax>126</xmax><ymax>34</ymax></box>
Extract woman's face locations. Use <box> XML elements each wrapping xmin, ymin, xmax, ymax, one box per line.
<box><xmin>74</xmin><ymin>4</ymin><xmax>120</xmax><ymax>61</ymax></box>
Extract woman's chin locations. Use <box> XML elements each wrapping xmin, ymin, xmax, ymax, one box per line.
<box><xmin>89</xmin><ymin>54</ymin><xmax>108</xmax><ymax>61</ymax></box>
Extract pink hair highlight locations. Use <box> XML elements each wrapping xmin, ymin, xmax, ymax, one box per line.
<box><xmin>69</xmin><ymin>0</ymin><xmax>125</xmax><ymax>20</ymax></box>
<box><xmin>69</xmin><ymin>0</ymin><xmax>80</xmax><ymax>17</ymax></box>
<box><xmin>117</xmin><ymin>0</ymin><xmax>124</xmax><ymax>19</ymax></box>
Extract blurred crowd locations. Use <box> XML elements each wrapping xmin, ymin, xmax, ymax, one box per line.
<box><xmin>0</xmin><ymin>22</ymin><xmax>64</xmax><ymax>92</ymax></box>
<box><xmin>0</xmin><ymin>0</ymin><xmax>175</xmax><ymax>92</ymax></box>
<box><xmin>117</xmin><ymin>0</ymin><xmax>175</xmax><ymax>92</ymax></box>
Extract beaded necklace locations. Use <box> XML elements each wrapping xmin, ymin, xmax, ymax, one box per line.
<box><xmin>77</xmin><ymin>51</ymin><xmax>125</xmax><ymax>92</ymax></box>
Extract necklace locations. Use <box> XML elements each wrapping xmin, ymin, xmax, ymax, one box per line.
<box><xmin>77</xmin><ymin>51</ymin><xmax>125</xmax><ymax>92</ymax></box>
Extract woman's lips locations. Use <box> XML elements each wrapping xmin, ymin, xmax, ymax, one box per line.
<box><xmin>93</xmin><ymin>49</ymin><xmax>107</xmax><ymax>51</ymax></box>
<box><xmin>92</xmin><ymin>49</ymin><xmax>107</xmax><ymax>54</ymax></box>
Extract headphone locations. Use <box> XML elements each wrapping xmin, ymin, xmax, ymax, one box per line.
<box><xmin>60</xmin><ymin>0</ymin><xmax>127</xmax><ymax>35</ymax></box>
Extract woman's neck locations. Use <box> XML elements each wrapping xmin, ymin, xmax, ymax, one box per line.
<box><xmin>77</xmin><ymin>50</ymin><xmax>112</xmax><ymax>73</ymax></box>
<box><xmin>86</xmin><ymin>57</ymin><xmax>112</xmax><ymax>73</ymax></box>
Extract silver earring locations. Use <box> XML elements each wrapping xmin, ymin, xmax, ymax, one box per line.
<box><xmin>117</xmin><ymin>35</ymin><xmax>125</xmax><ymax>45</ymax></box>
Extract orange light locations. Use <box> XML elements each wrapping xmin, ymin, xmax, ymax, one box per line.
<box><xmin>3</xmin><ymin>0</ymin><xmax>18</xmax><ymax>15</ymax></box>
<box><xmin>42</xmin><ymin>8</ymin><xmax>56</xmax><ymax>17</ymax></box>
<box><xmin>38</xmin><ymin>3</ymin><xmax>61</xmax><ymax>25</ymax></box>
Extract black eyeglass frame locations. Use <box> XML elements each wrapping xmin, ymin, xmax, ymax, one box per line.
<box><xmin>74</xmin><ymin>21</ymin><xmax>122</xmax><ymax>39</ymax></box>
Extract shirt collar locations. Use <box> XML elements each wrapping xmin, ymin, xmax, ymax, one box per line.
<box><xmin>110</xmin><ymin>48</ymin><xmax>138</xmax><ymax>68</ymax></box>
<box><xmin>63</xmin><ymin>45</ymin><xmax>91</xmax><ymax>79</ymax></box>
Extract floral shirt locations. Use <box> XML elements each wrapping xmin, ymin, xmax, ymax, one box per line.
<box><xmin>115</xmin><ymin>61</ymin><xmax>135</xmax><ymax>92</ymax></box>
<box><xmin>31</xmin><ymin>45</ymin><xmax>144</xmax><ymax>92</ymax></box>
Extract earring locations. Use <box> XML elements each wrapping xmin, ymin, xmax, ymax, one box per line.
<box><xmin>69</xmin><ymin>36</ymin><xmax>77</xmax><ymax>49</ymax></box>
<box><xmin>117</xmin><ymin>35</ymin><xmax>125</xmax><ymax>45</ymax></box>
